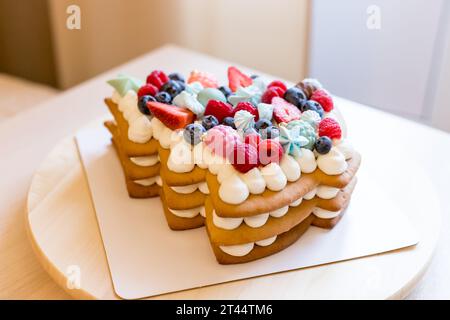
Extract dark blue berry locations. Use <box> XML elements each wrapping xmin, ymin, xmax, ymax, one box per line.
<box><xmin>176</xmin><ymin>80</ymin><xmax>186</xmax><ymax>91</ymax></box>
<box><xmin>138</xmin><ymin>95</ymin><xmax>156</xmax><ymax>115</ymax></box>
<box><xmin>218</xmin><ymin>86</ymin><xmax>232</xmax><ymax>98</ymax></box>
<box><xmin>255</xmin><ymin>119</ymin><xmax>272</xmax><ymax>131</ymax></box>
<box><xmin>155</xmin><ymin>91</ymin><xmax>172</xmax><ymax>104</ymax></box>
<box><xmin>160</xmin><ymin>80</ymin><xmax>183</xmax><ymax>98</ymax></box>
<box><xmin>168</xmin><ymin>72</ymin><xmax>185</xmax><ymax>83</ymax></box>
<box><xmin>260</xmin><ymin>126</ymin><xmax>279</xmax><ymax>139</ymax></box>
<box><xmin>201</xmin><ymin>115</ymin><xmax>219</xmax><ymax>130</ymax></box>
<box><xmin>315</xmin><ymin>104</ymin><xmax>325</xmax><ymax>118</ymax></box>
<box><xmin>284</xmin><ymin>87</ymin><xmax>307</xmax><ymax>108</ymax></box>
<box><xmin>315</xmin><ymin>136</ymin><xmax>332</xmax><ymax>154</ymax></box>
<box><xmin>222</xmin><ymin>116</ymin><xmax>236</xmax><ymax>129</ymax></box>
<box><xmin>250</xmin><ymin>74</ymin><xmax>259</xmax><ymax>79</ymax></box>
<box><xmin>183</xmin><ymin>123</ymin><xmax>205</xmax><ymax>145</ymax></box>
<box><xmin>301</xmin><ymin>100</ymin><xmax>321</xmax><ymax>113</ymax></box>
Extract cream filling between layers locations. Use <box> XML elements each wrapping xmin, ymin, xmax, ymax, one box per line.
<box><xmin>219</xmin><ymin>235</ymin><xmax>278</xmax><ymax>257</ymax></box>
<box><xmin>168</xmin><ymin>206</ymin><xmax>206</xmax><ymax>218</ymax></box>
<box><xmin>133</xmin><ymin>175</ymin><xmax>162</xmax><ymax>186</ymax></box>
<box><xmin>170</xmin><ymin>182</ymin><xmax>209</xmax><ymax>194</ymax></box>
<box><xmin>129</xmin><ymin>154</ymin><xmax>160</xmax><ymax>167</ymax></box>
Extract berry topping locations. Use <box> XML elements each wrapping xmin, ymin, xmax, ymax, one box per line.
<box><xmin>310</xmin><ymin>89</ymin><xmax>334</xmax><ymax>112</ymax></box>
<box><xmin>160</xmin><ymin>80</ymin><xmax>184</xmax><ymax>98</ymax></box>
<box><xmin>229</xmin><ymin>143</ymin><xmax>259</xmax><ymax>173</ymax></box>
<box><xmin>137</xmin><ymin>83</ymin><xmax>159</xmax><ymax>98</ymax></box>
<box><xmin>155</xmin><ymin>91</ymin><xmax>172</xmax><ymax>104</ymax></box>
<box><xmin>233</xmin><ymin>102</ymin><xmax>258</xmax><ymax>120</ymax></box>
<box><xmin>315</xmin><ymin>136</ymin><xmax>332</xmax><ymax>154</ymax></box>
<box><xmin>218</xmin><ymin>85</ymin><xmax>232</xmax><ymax>98</ymax></box>
<box><xmin>284</xmin><ymin>87</ymin><xmax>307</xmax><ymax>107</ymax></box>
<box><xmin>201</xmin><ymin>115</ymin><xmax>219</xmax><ymax>130</ymax></box>
<box><xmin>297</xmin><ymin>78</ymin><xmax>323</xmax><ymax>98</ymax></box>
<box><xmin>183</xmin><ymin>123</ymin><xmax>205</xmax><ymax>145</ymax></box>
<box><xmin>138</xmin><ymin>95</ymin><xmax>156</xmax><ymax>115</ymax></box>
<box><xmin>244</xmin><ymin>133</ymin><xmax>261</xmax><ymax>148</ymax></box>
<box><xmin>147</xmin><ymin>101</ymin><xmax>195</xmax><ymax>130</ymax></box>
<box><xmin>168</xmin><ymin>72</ymin><xmax>185</xmax><ymax>83</ymax></box>
<box><xmin>228</xmin><ymin>66</ymin><xmax>253</xmax><ymax>92</ymax></box>
<box><xmin>258</xmin><ymin>139</ymin><xmax>284</xmax><ymax>165</ymax></box>
<box><xmin>272</xmin><ymin>97</ymin><xmax>302</xmax><ymax>123</ymax></box>
<box><xmin>259</xmin><ymin>126</ymin><xmax>280</xmax><ymax>140</ymax></box>
<box><xmin>146</xmin><ymin>70</ymin><xmax>169</xmax><ymax>90</ymax></box>
<box><xmin>254</xmin><ymin>119</ymin><xmax>272</xmax><ymax>131</ymax></box>
<box><xmin>261</xmin><ymin>87</ymin><xmax>284</xmax><ymax>104</ymax></box>
<box><xmin>188</xmin><ymin>70</ymin><xmax>219</xmax><ymax>88</ymax></box>
<box><xmin>318</xmin><ymin>118</ymin><xmax>342</xmax><ymax>140</ymax></box>
<box><xmin>204</xmin><ymin>125</ymin><xmax>239</xmax><ymax>158</ymax></box>
<box><xmin>267</xmin><ymin>80</ymin><xmax>287</xmax><ymax>93</ymax></box>
<box><xmin>250</xmin><ymin>74</ymin><xmax>259</xmax><ymax>79</ymax></box>
<box><xmin>222</xmin><ymin>116</ymin><xmax>236</xmax><ymax>129</ymax></box>
<box><xmin>204</xmin><ymin>100</ymin><xmax>234</xmax><ymax>123</ymax></box>
<box><xmin>300</xmin><ymin>100</ymin><xmax>324</xmax><ymax>118</ymax></box>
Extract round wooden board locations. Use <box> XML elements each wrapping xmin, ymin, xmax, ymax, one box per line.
<box><xmin>26</xmin><ymin>137</ymin><xmax>441</xmax><ymax>300</ymax></box>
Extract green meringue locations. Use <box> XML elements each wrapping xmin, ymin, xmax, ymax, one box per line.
<box><xmin>286</xmin><ymin>120</ymin><xmax>317</xmax><ymax>150</ymax></box>
<box><xmin>107</xmin><ymin>74</ymin><xmax>143</xmax><ymax>97</ymax></box>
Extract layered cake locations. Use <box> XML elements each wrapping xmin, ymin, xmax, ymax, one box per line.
<box><xmin>105</xmin><ymin>67</ymin><xmax>361</xmax><ymax>264</ymax></box>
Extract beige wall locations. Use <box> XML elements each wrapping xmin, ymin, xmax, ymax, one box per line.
<box><xmin>47</xmin><ymin>0</ymin><xmax>309</xmax><ymax>88</ymax></box>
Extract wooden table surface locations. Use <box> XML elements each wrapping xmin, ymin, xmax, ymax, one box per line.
<box><xmin>1</xmin><ymin>45</ymin><xmax>450</xmax><ymax>299</ymax></box>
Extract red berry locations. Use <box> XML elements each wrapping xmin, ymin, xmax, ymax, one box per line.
<box><xmin>258</xmin><ymin>139</ymin><xmax>284</xmax><ymax>165</ymax></box>
<box><xmin>310</xmin><ymin>89</ymin><xmax>334</xmax><ymax>112</ymax></box>
<box><xmin>271</xmin><ymin>97</ymin><xmax>301</xmax><ymax>123</ymax></box>
<box><xmin>137</xmin><ymin>83</ymin><xmax>158</xmax><ymax>98</ymax></box>
<box><xmin>233</xmin><ymin>102</ymin><xmax>258</xmax><ymax>120</ymax></box>
<box><xmin>228</xmin><ymin>66</ymin><xmax>253</xmax><ymax>92</ymax></box>
<box><xmin>267</xmin><ymin>80</ymin><xmax>287</xmax><ymax>93</ymax></box>
<box><xmin>244</xmin><ymin>133</ymin><xmax>261</xmax><ymax>149</ymax></box>
<box><xmin>229</xmin><ymin>142</ymin><xmax>259</xmax><ymax>173</ymax></box>
<box><xmin>261</xmin><ymin>87</ymin><xmax>284</xmax><ymax>104</ymax></box>
<box><xmin>187</xmin><ymin>70</ymin><xmax>219</xmax><ymax>88</ymax></box>
<box><xmin>146</xmin><ymin>70</ymin><xmax>169</xmax><ymax>90</ymax></box>
<box><xmin>147</xmin><ymin>101</ymin><xmax>194</xmax><ymax>130</ymax></box>
<box><xmin>204</xmin><ymin>100</ymin><xmax>234</xmax><ymax>123</ymax></box>
<box><xmin>318</xmin><ymin>118</ymin><xmax>342</xmax><ymax>140</ymax></box>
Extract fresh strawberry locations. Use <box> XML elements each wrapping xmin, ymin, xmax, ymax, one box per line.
<box><xmin>271</xmin><ymin>97</ymin><xmax>301</xmax><ymax>123</ymax></box>
<box><xmin>258</xmin><ymin>139</ymin><xmax>284</xmax><ymax>165</ymax></box>
<box><xmin>146</xmin><ymin>70</ymin><xmax>169</xmax><ymax>90</ymax></box>
<box><xmin>318</xmin><ymin>117</ymin><xmax>342</xmax><ymax>140</ymax></box>
<box><xmin>233</xmin><ymin>102</ymin><xmax>258</xmax><ymax>120</ymax></box>
<box><xmin>187</xmin><ymin>70</ymin><xmax>219</xmax><ymax>88</ymax></box>
<box><xmin>204</xmin><ymin>100</ymin><xmax>234</xmax><ymax>122</ymax></box>
<box><xmin>228</xmin><ymin>66</ymin><xmax>253</xmax><ymax>92</ymax></box>
<box><xmin>310</xmin><ymin>89</ymin><xmax>334</xmax><ymax>112</ymax></box>
<box><xmin>204</xmin><ymin>125</ymin><xmax>239</xmax><ymax>158</ymax></box>
<box><xmin>267</xmin><ymin>80</ymin><xmax>287</xmax><ymax>93</ymax></box>
<box><xmin>261</xmin><ymin>87</ymin><xmax>284</xmax><ymax>104</ymax></box>
<box><xmin>244</xmin><ymin>133</ymin><xmax>261</xmax><ymax>149</ymax></box>
<box><xmin>137</xmin><ymin>83</ymin><xmax>158</xmax><ymax>98</ymax></box>
<box><xmin>147</xmin><ymin>101</ymin><xmax>194</xmax><ymax>130</ymax></box>
<box><xmin>229</xmin><ymin>142</ymin><xmax>259</xmax><ymax>173</ymax></box>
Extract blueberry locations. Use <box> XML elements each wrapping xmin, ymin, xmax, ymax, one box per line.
<box><xmin>138</xmin><ymin>95</ymin><xmax>156</xmax><ymax>115</ymax></box>
<box><xmin>315</xmin><ymin>104</ymin><xmax>325</xmax><ymax>118</ymax></box>
<box><xmin>201</xmin><ymin>115</ymin><xmax>219</xmax><ymax>130</ymax></box>
<box><xmin>284</xmin><ymin>87</ymin><xmax>307</xmax><ymax>108</ymax></box>
<box><xmin>218</xmin><ymin>86</ymin><xmax>232</xmax><ymax>98</ymax></box>
<box><xmin>250</xmin><ymin>74</ymin><xmax>259</xmax><ymax>79</ymax></box>
<box><xmin>183</xmin><ymin>123</ymin><xmax>206</xmax><ymax>145</ymax></box>
<box><xmin>301</xmin><ymin>100</ymin><xmax>320</xmax><ymax>113</ymax></box>
<box><xmin>168</xmin><ymin>72</ymin><xmax>185</xmax><ymax>83</ymax></box>
<box><xmin>155</xmin><ymin>91</ymin><xmax>172</xmax><ymax>104</ymax></box>
<box><xmin>160</xmin><ymin>80</ymin><xmax>183</xmax><ymax>98</ymax></box>
<box><xmin>315</xmin><ymin>136</ymin><xmax>332</xmax><ymax>154</ymax></box>
<box><xmin>222</xmin><ymin>116</ymin><xmax>236</xmax><ymax>129</ymax></box>
<box><xmin>176</xmin><ymin>80</ymin><xmax>186</xmax><ymax>91</ymax></box>
<box><xmin>255</xmin><ymin>119</ymin><xmax>272</xmax><ymax>131</ymax></box>
<box><xmin>260</xmin><ymin>126</ymin><xmax>279</xmax><ymax>139</ymax></box>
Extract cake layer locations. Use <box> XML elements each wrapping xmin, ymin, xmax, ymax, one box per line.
<box><xmin>207</xmin><ymin>152</ymin><xmax>361</xmax><ymax>218</ymax></box>
<box><xmin>160</xmin><ymin>190</ymin><xmax>205</xmax><ymax>230</ymax></box>
<box><xmin>161</xmin><ymin>182</ymin><xmax>207</xmax><ymax>210</ymax></box>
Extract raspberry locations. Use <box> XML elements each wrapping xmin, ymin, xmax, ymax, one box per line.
<box><xmin>310</xmin><ymin>89</ymin><xmax>334</xmax><ymax>112</ymax></box>
<box><xmin>272</xmin><ymin>97</ymin><xmax>301</xmax><ymax>123</ymax></box>
<box><xmin>229</xmin><ymin>142</ymin><xmax>259</xmax><ymax>173</ymax></box>
<box><xmin>137</xmin><ymin>83</ymin><xmax>159</xmax><ymax>98</ymax></box>
<box><xmin>146</xmin><ymin>70</ymin><xmax>169</xmax><ymax>90</ymax></box>
<box><xmin>233</xmin><ymin>102</ymin><xmax>258</xmax><ymax>120</ymax></box>
<box><xmin>258</xmin><ymin>139</ymin><xmax>284</xmax><ymax>165</ymax></box>
<box><xmin>261</xmin><ymin>87</ymin><xmax>284</xmax><ymax>104</ymax></box>
<box><xmin>244</xmin><ymin>133</ymin><xmax>261</xmax><ymax>149</ymax></box>
<box><xmin>318</xmin><ymin>118</ymin><xmax>342</xmax><ymax>140</ymax></box>
<box><xmin>267</xmin><ymin>80</ymin><xmax>287</xmax><ymax>94</ymax></box>
<box><xmin>204</xmin><ymin>125</ymin><xmax>239</xmax><ymax>158</ymax></box>
<box><xmin>188</xmin><ymin>70</ymin><xmax>219</xmax><ymax>88</ymax></box>
<box><xmin>204</xmin><ymin>100</ymin><xmax>234</xmax><ymax>123</ymax></box>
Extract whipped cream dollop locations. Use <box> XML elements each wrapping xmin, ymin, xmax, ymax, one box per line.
<box><xmin>280</xmin><ymin>154</ymin><xmax>301</xmax><ymax>182</ymax></box>
<box><xmin>316</xmin><ymin>185</ymin><xmax>340</xmax><ymax>199</ymax></box>
<box><xmin>219</xmin><ymin>235</ymin><xmax>278</xmax><ymax>257</ymax></box>
<box><xmin>260</xmin><ymin>163</ymin><xmax>287</xmax><ymax>191</ymax></box>
<box><xmin>312</xmin><ymin>208</ymin><xmax>341</xmax><ymax>219</ymax></box>
<box><xmin>169</xmin><ymin>206</ymin><xmax>205</xmax><ymax>218</ymax></box>
<box><xmin>219</xmin><ymin>174</ymin><xmax>249</xmax><ymax>205</ymax></box>
<box><xmin>335</xmin><ymin>139</ymin><xmax>354</xmax><ymax>160</ymax></box>
<box><xmin>317</xmin><ymin>147</ymin><xmax>348</xmax><ymax>175</ymax></box>
<box><xmin>133</xmin><ymin>176</ymin><xmax>162</xmax><ymax>186</ymax></box>
<box><xmin>167</xmin><ymin>141</ymin><xmax>195</xmax><ymax>173</ymax></box>
<box><xmin>130</xmin><ymin>154</ymin><xmax>159</xmax><ymax>167</ymax></box>
<box><xmin>290</xmin><ymin>197</ymin><xmax>303</xmax><ymax>207</ymax></box>
<box><xmin>303</xmin><ymin>188</ymin><xmax>317</xmax><ymax>200</ymax></box>
<box><xmin>239</xmin><ymin>168</ymin><xmax>266</xmax><ymax>194</ymax></box>
<box><xmin>296</xmin><ymin>148</ymin><xmax>317</xmax><ymax>173</ymax></box>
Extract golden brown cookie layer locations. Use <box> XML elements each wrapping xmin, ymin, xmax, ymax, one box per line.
<box><xmin>162</xmin><ymin>182</ymin><xmax>207</xmax><ymax>210</ymax></box>
<box><xmin>160</xmin><ymin>190</ymin><xmax>205</xmax><ymax>230</ymax></box>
